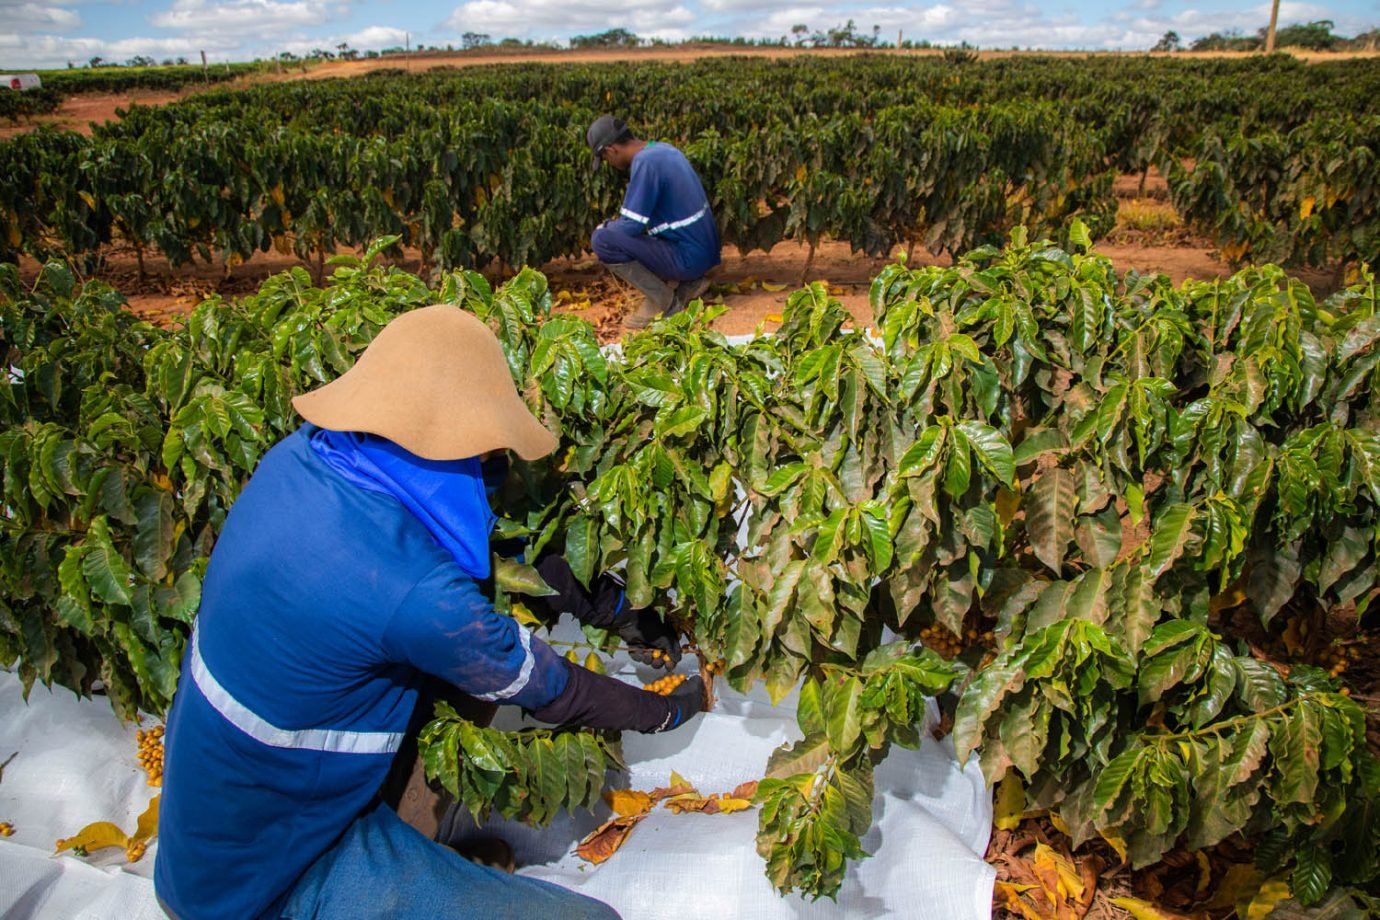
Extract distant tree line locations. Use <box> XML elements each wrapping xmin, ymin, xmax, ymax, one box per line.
<box><xmin>1152</xmin><ymin>20</ymin><xmax>1379</xmax><ymax>53</ymax></box>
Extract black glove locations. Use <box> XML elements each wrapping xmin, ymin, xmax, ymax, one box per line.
<box><xmin>616</xmin><ymin>609</ymin><xmax>681</xmax><ymax>670</ymax></box>
<box><xmin>533</xmin><ymin>555</ymin><xmax>681</xmax><ymax>670</ymax></box>
<box><xmin>662</xmin><ymin>675</ymin><xmax>707</xmax><ymax>729</ymax></box>
<box><xmin>530</xmin><ymin>660</ymin><xmax>706</xmax><ymax>733</ymax></box>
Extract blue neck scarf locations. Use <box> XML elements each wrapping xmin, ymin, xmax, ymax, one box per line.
<box><xmin>308</xmin><ymin>427</ymin><xmax>496</xmax><ymax>580</ymax></box>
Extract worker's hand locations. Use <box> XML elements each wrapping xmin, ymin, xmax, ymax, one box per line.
<box><xmin>656</xmin><ymin>675</ymin><xmax>707</xmax><ymax>731</ymax></box>
<box><xmin>533</xmin><ymin>555</ymin><xmax>624</xmax><ymax>627</ymax></box>
<box><xmin>617</xmin><ymin>609</ymin><xmax>681</xmax><ymax>670</ymax></box>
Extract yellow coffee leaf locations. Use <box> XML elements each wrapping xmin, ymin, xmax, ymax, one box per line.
<box><xmin>583</xmin><ymin>651</ymin><xmax>606</xmax><ymax>675</ymax></box>
<box><xmin>715</xmin><ymin>796</ymin><xmax>753</xmax><ymax>814</ymax></box>
<box><xmin>794</xmin><ymin>164</ymin><xmax>807</xmax><ymax>184</ymax></box>
<box><xmin>1110</xmin><ymin>897</ymin><xmax>1177</xmax><ymax>919</ymax></box>
<box><xmin>764</xmin><ymin>313</ymin><xmax>784</xmax><ymax>323</ymax></box>
<box><xmin>509</xmin><ymin>601</ymin><xmax>542</xmax><ymax>627</ymax></box>
<box><xmin>55</xmin><ymin>821</ymin><xmax>129</xmax><ymax>855</ymax></box>
<box><xmin>133</xmin><ymin>795</ymin><xmax>160</xmax><ymax>844</ymax></box>
<box><xmin>555</xmin><ymin>290</ymin><xmax>572</xmax><ymax>303</ymax></box>
<box><xmin>1047</xmin><ymin>811</ymin><xmax>1070</xmax><ymax>837</ymax></box>
<box><xmin>78</xmin><ymin>191</ymin><xmax>96</xmax><ymax>210</ymax></box>
<box><xmin>669</xmin><ymin>770</ymin><xmax>695</xmax><ymax>792</ymax></box>
<box><xmin>993</xmin><ymin>770</ymin><xmax>1025</xmax><ymax>831</ymax></box>
<box><xmin>570</xmin><ymin>299</ymin><xmax>592</xmax><ymax>311</ymax></box>
<box><xmin>1245</xmin><ymin>878</ymin><xmax>1292</xmax><ymax>920</ymax></box>
<box><xmin>565</xmin><ymin>648</ymin><xmax>580</xmax><ymax>663</ymax></box>
<box><xmin>1299</xmin><ymin>196</ymin><xmax>1315</xmax><ymax>219</ymax></box>
<box><xmin>271</xmin><ymin>183</ymin><xmax>286</xmax><ymax>208</ymax></box>
<box><xmin>1209</xmin><ymin>584</ymin><xmax>1247</xmax><ymax>614</ymax></box>
<box><xmin>994</xmin><ymin>880</ymin><xmax>1053</xmax><ymax>920</ymax></box>
<box><xmin>828</xmin><ymin>285</ymin><xmax>846</xmax><ymax>296</ymax></box>
<box><xmin>603</xmin><ymin>789</ymin><xmax>652</xmax><ymax>817</ymax></box>
<box><xmin>1098</xmin><ymin>829</ymin><xmax>1128</xmax><ymax>864</ymax></box>
<box><xmin>1205</xmin><ymin>863</ymin><xmax>1260</xmax><ymax>909</ymax></box>
<box><xmin>1194</xmin><ymin>850</ymin><xmax>1211</xmax><ymax>898</ymax></box>
<box><xmin>1033</xmin><ymin>842</ymin><xmax>1083</xmax><ymax>901</ymax></box>
<box><xmin>760</xmin><ymin>281</ymin><xmax>787</xmax><ymax>292</ymax></box>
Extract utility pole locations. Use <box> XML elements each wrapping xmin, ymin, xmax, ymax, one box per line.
<box><xmin>405</xmin><ymin>32</ymin><xmax>410</xmax><ymax>54</ymax></box>
<box><xmin>1265</xmin><ymin>0</ymin><xmax>1280</xmax><ymax>53</ymax></box>
<box><xmin>200</xmin><ymin>50</ymin><xmax>208</xmax><ymax>83</ymax></box>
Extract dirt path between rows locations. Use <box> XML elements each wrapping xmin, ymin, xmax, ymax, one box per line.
<box><xmin>19</xmin><ymin>231</ymin><xmax>1317</xmax><ymax>344</ymax></box>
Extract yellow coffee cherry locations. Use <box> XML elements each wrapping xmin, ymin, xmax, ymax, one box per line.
<box><xmin>0</xmin><ymin>823</ymin><xmax>14</xmax><ymax>837</ymax></box>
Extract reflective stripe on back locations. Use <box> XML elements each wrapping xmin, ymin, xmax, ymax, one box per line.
<box><xmin>648</xmin><ymin>206</ymin><xmax>707</xmax><ymax>236</ymax></box>
<box><xmin>189</xmin><ymin>625</ymin><xmax>405</xmax><ymax>755</ymax></box>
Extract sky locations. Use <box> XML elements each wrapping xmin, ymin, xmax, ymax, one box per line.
<box><xmin>0</xmin><ymin>0</ymin><xmax>1376</xmax><ymax>71</ymax></box>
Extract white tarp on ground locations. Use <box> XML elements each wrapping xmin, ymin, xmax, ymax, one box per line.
<box><xmin>0</xmin><ymin>637</ymin><xmax>993</xmax><ymax>920</ymax></box>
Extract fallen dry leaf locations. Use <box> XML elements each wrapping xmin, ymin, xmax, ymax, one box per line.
<box><xmin>994</xmin><ymin>771</ymin><xmax>1025</xmax><ymax>831</ymax></box>
<box><xmin>54</xmin><ymin>821</ymin><xmax>129</xmax><ymax>855</ymax></box>
<box><xmin>133</xmin><ymin>795</ymin><xmax>160</xmax><ymax>844</ymax></box>
<box><xmin>1109</xmin><ymin>896</ymin><xmax>1205</xmax><ymax>920</ymax></box>
<box><xmin>665</xmin><ymin>795</ymin><xmax>717</xmax><ymax>815</ymax></box>
<box><xmin>575</xmin><ymin>814</ymin><xmax>646</xmax><ymax>865</ymax></box>
<box><xmin>731</xmin><ymin>780</ymin><xmax>759</xmax><ymax>800</ymax></box>
<box><xmin>714</xmin><ymin>796</ymin><xmax>753</xmax><ymax>815</ymax></box>
<box><xmin>604</xmin><ymin>789</ymin><xmax>652</xmax><ymax>817</ymax></box>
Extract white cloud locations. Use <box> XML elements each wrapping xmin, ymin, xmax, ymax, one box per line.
<box><xmin>443</xmin><ymin>0</ymin><xmax>694</xmax><ymax>38</ymax></box>
<box><xmin>340</xmin><ymin>24</ymin><xmax>408</xmax><ymax>47</ymax></box>
<box><xmin>0</xmin><ymin>30</ymin><xmax>241</xmax><ymax>68</ymax></box>
<box><xmin>0</xmin><ymin>1</ymin><xmax>81</xmax><ymax>32</ymax></box>
<box><xmin>150</xmin><ymin>0</ymin><xmax>332</xmax><ymax>36</ymax></box>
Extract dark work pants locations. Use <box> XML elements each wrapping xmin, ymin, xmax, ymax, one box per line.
<box><xmin>591</xmin><ymin>225</ymin><xmax>701</xmax><ymax>282</ymax></box>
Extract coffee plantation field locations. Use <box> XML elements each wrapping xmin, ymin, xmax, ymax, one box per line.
<box><xmin>2</xmin><ymin>51</ymin><xmax>1379</xmax><ymax>918</ymax></box>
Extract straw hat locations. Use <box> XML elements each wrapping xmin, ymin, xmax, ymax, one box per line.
<box><xmin>292</xmin><ymin>305</ymin><xmax>558</xmax><ymax>461</ymax></box>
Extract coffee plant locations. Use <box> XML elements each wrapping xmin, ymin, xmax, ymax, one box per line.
<box><xmin>2</xmin><ymin>230</ymin><xmax>1377</xmax><ymax>903</ymax></box>
<box><xmin>8</xmin><ymin>56</ymin><xmax>1380</xmax><ymax>273</ymax></box>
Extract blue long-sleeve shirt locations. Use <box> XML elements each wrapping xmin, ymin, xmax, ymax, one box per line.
<box><xmin>154</xmin><ymin>426</ymin><xmax>570</xmax><ymax>920</ymax></box>
<box><xmin>606</xmin><ymin>141</ymin><xmax>720</xmax><ymax>277</ymax></box>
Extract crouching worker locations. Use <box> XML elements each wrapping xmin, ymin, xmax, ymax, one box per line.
<box><xmin>587</xmin><ymin>115</ymin><xmax>721</xmax><ymax>330</ymax></box>
<box><xmin>154</xmin><ymin>305</ymin><xmax>705</xmax><ymax>920</ymax></box>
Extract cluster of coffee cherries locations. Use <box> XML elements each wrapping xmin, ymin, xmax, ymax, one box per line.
<box><xmin>918</xmin><ymin>624</ymin><xmax>994</xmax><ymax>659</ymax></box>
<box><xmin>648</xmin><ymin>648</ymin><xmax>674</xmax><ymax>667</ymax></box>
<box><xmin>645</xmin><ymin>673</ymin><xmax>688</xmax><ymax>696</ymax></box>
<box><xmin>0</xmin><ymin>822</ymin><xmax>13</xmax><ymax>837</ymax></box>
<box><xmin>136</xmin><ymin>725</ymin><xmax>164</xmax><ymax>787</ymax></box>
<box><xmin>125</xmin><ymin>839</ymin><xmax>148</xmax><ymax>862</ymax></box>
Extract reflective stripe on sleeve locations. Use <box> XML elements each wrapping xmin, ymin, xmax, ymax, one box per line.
<box><xmin>472</xmin><ymin>625</ymin><xmax>536</xmax><ymax>702</ymax></box>
<box><xmin>620</xmin><ymin>208</ymin><xmax>650</xmax><ymax>224</ymax></box>
<box><xmin>648</xmin><ymin>207</ymin><xmax>707</xmax><ymax>236</ymax></box>
<box><xmin>189</xmin><ymin>625</ymin><xmax>405</xmax><ymax>755</ymax></box>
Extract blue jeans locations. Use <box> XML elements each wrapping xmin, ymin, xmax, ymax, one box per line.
<box><xmin>592</xmin><ymin>224</ymin><xmax>702</xmax><ymax>282</ymax></box>
<box><xmin>277</xmin><ymin>801</ymin><xmax>620</xmax><ymax>920</ymax></box>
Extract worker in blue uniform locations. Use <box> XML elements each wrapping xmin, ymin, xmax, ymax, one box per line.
<box><xmin>154</xmin><ymin>305</ymin><xmax>705</xmax><ymax>920</ymax></box>
<box><xmin>587</xmin><ymin>115</ymin><xmax>721</xmax><ymax>330</ymax></box>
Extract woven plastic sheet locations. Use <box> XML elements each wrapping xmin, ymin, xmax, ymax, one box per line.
<box><xmin>449</xmin><ymin>621</ymin><xmax>995</xmax><ymax>920</ymax></box>
<box><xmin>0</xmin><ymin>672</ymin><xmax>164</xmax><ymax>920</ymax></box>
<box><xmin>0</xmin><ymin>641</ymin><xmax>993</xmax><ymax>920</ymax></box>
